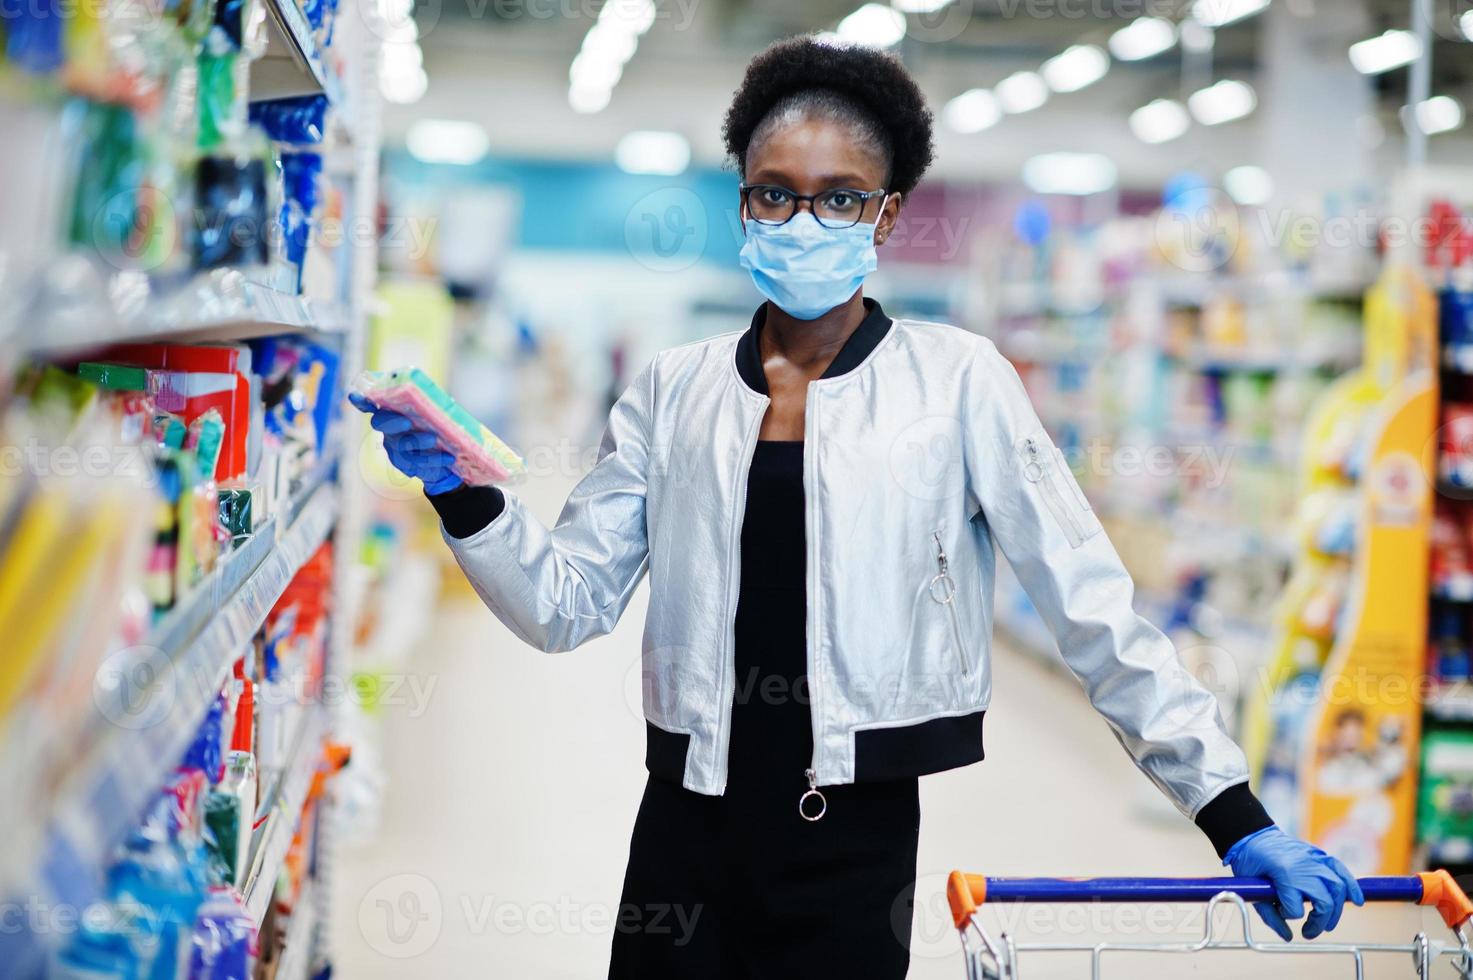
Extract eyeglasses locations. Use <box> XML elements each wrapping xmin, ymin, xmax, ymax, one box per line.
<box><xmin>739</xmin><ymin>183</ymin><xmax>888</xmax><ymax>229</ymax></box>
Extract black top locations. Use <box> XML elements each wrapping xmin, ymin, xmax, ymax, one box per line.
<box><xmin>727</xmin><ymin>440</ymin><xmax>811</xmax><ymax>792</ymax></box>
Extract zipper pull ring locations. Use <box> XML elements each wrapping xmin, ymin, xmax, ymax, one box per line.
<box><xmin>930</xmin><ymin>531</ymin><xmax>956</xmax><ymax>604</ymax></box>
<box><xmin>799</xmin><ymin>768</ymin><xmax>827</xmax><ymax>822</ymax></box>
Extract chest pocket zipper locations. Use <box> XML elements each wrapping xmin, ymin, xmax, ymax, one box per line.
<box><xmin>1017</xmin><ymin>434</ymin><xmax>1101</xmax><ymax>550</ymax></box>
<box><xmin>930</xmin><ymin>531</ymin><xmax>975</xmax><ymax>676</ymax></box>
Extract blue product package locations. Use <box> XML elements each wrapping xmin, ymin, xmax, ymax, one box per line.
<box><xmin>5</xmin><ymin>0</ymin><xmax>64</xmax><ymax>74</ymax></box>
<box><xmin>296</xmin><ymin>340</ymin><xmax>341</xmax><ymax>454</ymax></box>
<box><xmin>187</xmin><ymin>893</ymin><xmax>254</xmax><ymax>980</ymax></box>
<box><xmin>53</xmin><ymin>926</ymin><xmax>146</xmax><ymax>980</ymax></box>
<box><xmin>1443</xmin><ymin>286</ymin><xmax>1473</xmax><ymax>355</ymax></box>
<box><xmin>108</xmin><ymin>801</ymin><xmax>210</xmax><ymax>980</ymax></box>
<box><xmin>248</xmin><ymin>95</ymin><xmax>330</xmax><ymax>145</ymax></box>
<box><xmin>278</xmin><ymin>151</ymin><xmax>323</xmax><ymax>286</ymax></box>
<box><xmin>180</xmin><ymin>695</ymin><xmax>228</xmax><ymax>783</ymax></box>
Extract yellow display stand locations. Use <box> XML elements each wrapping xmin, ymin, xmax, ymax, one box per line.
<box><xmin>1249</xmin><ymin>265</ymin><xmax>1437</xmax><ymax>875</ymax></box>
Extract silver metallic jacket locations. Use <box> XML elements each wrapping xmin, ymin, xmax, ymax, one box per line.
<box><xmin>444</xmin><ymin>301</ymin><xmax>1252</xmax><ymax>819</ymax></box>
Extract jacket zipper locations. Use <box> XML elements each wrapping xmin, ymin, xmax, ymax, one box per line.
<box><xmin>931</xmin><ymin>530</ymin><xmax>975</xmax><ymax>676</ymax></box>
<box><xmin>714</xmin><ymin>403</ymin><xmax>766</xmax><ymax>794</ymax></box>
<box><xmin>1020</xmin><ymin>435</ymin><xmax>1087</xmax><ymax>548</ymax></box>
<box><xmin>801</xmin><ymin>383</ymin><xmax>826</xmax><ymax>818</ymax></box>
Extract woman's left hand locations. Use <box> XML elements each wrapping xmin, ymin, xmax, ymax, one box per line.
<box><xmin>1225</xmin><ymin>827</ymin><xmax>1364</xmax><ymax>941</ymax></box>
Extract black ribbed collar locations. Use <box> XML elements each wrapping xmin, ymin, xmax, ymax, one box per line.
<box><xmin>734</xmin><ymin>298</ymin><xmax>893</xmax><ymax>396</ymax></box>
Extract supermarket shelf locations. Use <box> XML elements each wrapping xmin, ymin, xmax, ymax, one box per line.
<box><xmin>243</xmin><ymin>707</ymin><xmax>328</xmax><ymax>925</ymax></box>
<box><xmin>252</xmin><ymin>0</ymin><xmax>345</xmax><ymax>105</ymax></box>
<box><xmin>1167</xmin><ymin>343</ymin><xmax>1361</xmax><ymax>374</ymax></box>
<box><xmin>275</xmin><ymin>879</ymin><xmax>319</xmax><ymax>980</ymax></box>
<box><xmin>17</xmin><ymin>266</ymin><xmax>350</xmax><ymax>358</ymax></box>
<box><xmin>0</xmin><ymin>475</ymin><xmax>339</xmax><ymax>936</ymax></box>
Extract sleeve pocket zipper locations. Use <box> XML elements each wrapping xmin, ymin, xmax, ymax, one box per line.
<box><xmin>1017</xmin><ymin>434</ymin><xmax>1101</xmax><ymax>549</ymax></box>
<box><xmin>930</xmin><ymin>531</ymin><xmax>976</xmax><ymax>676</ymax></box>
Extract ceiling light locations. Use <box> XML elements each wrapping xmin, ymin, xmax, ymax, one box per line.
<box><xmin>1188</xmin><ymin>79</ymin><xmax>1257</xmax><ymax>125</ymax></box>
<box><xmin>1461</xmin><ymin>9</ymin><xmax>1473</xmax><ymax>39</ymax></box>
<box><xmin>377</xmin><ymin>0</ymin><xmax>412</xmax><ymax>22</ymax></box>
<box><xmin>891</xmin><ymin>0</ymin><xmax>950</xmax><ymax>11</ymax></box>
<box><xmin>1412</xmin><ymin>95</ymin><xmax>1465</xmax><ymax>135</ymax></box>
<box><xmin>569</xmin><ymin>50</ymin><xmax>623</xmax><ymax>90</ymax></box>
<box><xmin>582</xmin><ymin>22</ymin><xmax>639</xmax><ymax>64</ymax></box>
<box><xmin>1179</xmin><ymin>18</ymin><xmax>1215</xmax><ymax>51</ymax></box>
<box><xmin>568</xmin><ymin>83</ymin><xmax>611</xmax><ymax>114</ymax></box>
<box><xmin>381</xmin><ymin>40</ymin><xmax>422</xmax><ymax>73</ymax></box>
<box><xmin>598</xmin><ymin>0</ymin><xmax>655</xmax><ymax>36</ymax></box>
<box><xmin>1348</xmin><ymin>29</ymin><xmax>1422</xmax><ymax>74</ymax></box>
<box><xmin>1108</xmin><ymin>17</ymin><xmax>1177</xmax><ymax>60</ymax></box>
<box><xmin>1223</xmin><ymin>165</ymin><xmax>1273</xmax><ymax>205</ymax></box>
<box><xmin>406</xmin><ymin>119</ymin><xmax>490</xmax><ymax>166</ymax></box>
<box><xmin>615</xmin><ymin>130</ymin><xmax>691</xmax><ymax>175</ymax></box>
<box><xmin>1022</xmin><ymin>153</ymin><xmax>1117</xmax><ymax>195</ymax></box>
<box><xmin>837</xmin><ymin>3</ymin><xmax>907</xmax><ymax>48</ymax></box>
<box><xmin>1129</xmin><ymin>99</ymin><xmax>1190</xmax><ymax>143</ymax></box>
<box><xmin>1041</xmin><ymin>44</ymin><xmax>1109</xmax><ymax>93</ymax></box>
<box><xmin>380</xmin><ymin>64</ymin><xmax>427</xmax><ymax>105</ymax></box>
<box><xmin>942</xmin><ymin>88</ymin><xmax>1001</xmax><ymax>134</ymax></box>
<box><xmin>995</xmin><ymin>71</ymin><xmax>1048</xmax><ymax>113</ymax></box>
<box><xmin>1191</xmin><ymin>0</ymin><xmax>1269</xmax><ymax>28</ymax></box>
<box><xmin>382</xmin><ymin>17</ymin><xmax>417</xmax><ymax>43</ymax></box>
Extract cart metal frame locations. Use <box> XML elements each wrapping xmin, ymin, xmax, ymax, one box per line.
<box><xmin>946</xmin><ymin>870</ymin><xmax>1473</xmax><ymax>979</ymax></box>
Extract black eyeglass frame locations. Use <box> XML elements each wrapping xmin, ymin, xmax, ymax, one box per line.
<box><xmin>738</xmin><ymin>183</ymin><xmax>890</xmax><ymax>229</ymax></box>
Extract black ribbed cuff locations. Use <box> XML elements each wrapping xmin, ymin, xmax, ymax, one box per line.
<box><xmin>428</xmin><ymin>485</ymin><xmax>505</xmax><ymax>539</ymax></box>
<box><xmin>1195</xmin><ymin>781</ymin><xmax>1276</xmax><ymax>860</ymax></box>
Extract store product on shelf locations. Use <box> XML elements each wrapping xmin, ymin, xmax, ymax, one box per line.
<box><xmin>1432</xmin><ymin>502</ymin><xmax>1473</xmax><ymax>601</ymax></box>
<box><xmin>351</xmin><ymin>367</ymin><xmax>527</xmax><ymax>485</ymax></box>
<box><xmin>1418</xmin><ymin>732</ymin><xmax>1473</xmax><ymax>866</ymax></box>
<box><xmin>1243</xmin><ymin>258</ymin><xmax>1437</xmax><ymax>876</ymax></box>
<box><xmin>1441</xmin><ymin>404</ymin><xmax>1473</xmax><ymax>489</ymax></box>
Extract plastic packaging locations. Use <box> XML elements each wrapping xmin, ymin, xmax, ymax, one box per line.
<box><xmin>351</xmin><ymin>367</ymin><xmax>526</xmax><ymax>486</ymax></box>
<box><xmin>5</xmin><ymin>0</ymin><xmax>64</xmax><ymax>74</ymax></box>
<box><xmin>196</xmin><ymin>52</ymin><xmax>240</xmax><ymax>151</ymax></box>
<box><xmin>180</xmin><ymin>695</ymin><xmax>228</xmax><ymax>783</ymax></box>
<box><xmin>278</xmin><ymin>151</ymin><xmax>323</xmax><ymax>290</ymax></box>
<box><xmin>249</xmin><ymin>95</ymin><xmax>330</xmax><ymax>145</ymax></box>
<box><xmin>204</xmin><ymin>751</ymin><xmax>255</xmax><ymax>885</ymax></box>
<box><xmin>191</xmin><ymin>156</ymin><xmax>269</xmax><ymax>269</ymax></box>
<box><xmin>187</xmin><ymin>892</ymin><xmax>256</xmax><ymax>980</ymax></box>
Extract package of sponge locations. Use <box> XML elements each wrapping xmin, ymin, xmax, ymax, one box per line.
<box><xmin>350</xmin><ymin>367</ymin><xmax>525</xmax><ymax>486</ymax></box>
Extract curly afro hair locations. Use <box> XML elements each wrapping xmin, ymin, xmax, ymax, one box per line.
<box><xmin>723</xmin><ymin>36</ymin><xmax>935</xmax><ymax>197</ymax></box>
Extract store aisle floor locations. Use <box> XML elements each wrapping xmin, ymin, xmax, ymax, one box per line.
<box><xmin>331</xmin><ymin>493</ymin><xmax>1435</xmax><ymax>979</ymax></box>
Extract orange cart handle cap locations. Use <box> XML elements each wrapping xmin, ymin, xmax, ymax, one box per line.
<box><xmin>1419</xmin><ymin>870</ymin><xmax>1473</xmax><ymax>929</ymax></box>
<box><xmin>947</xmin><ymin>871</ymin><xmax>987</xmax><ymax>929</ymax></box>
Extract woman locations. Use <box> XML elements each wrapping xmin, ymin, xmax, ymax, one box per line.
<box><xmin>353</xmin><ymin>36</ymin><xmax>1361</xmax><ymax>978</ymax></box>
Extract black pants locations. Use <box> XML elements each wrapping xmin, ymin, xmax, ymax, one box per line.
<box><xmin>607</xmin><ymin>774</ymin><xmax>920</xmax><ymax>978</ymax></box>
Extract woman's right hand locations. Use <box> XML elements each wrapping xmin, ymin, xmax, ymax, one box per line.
<box><xmin>348</xmin><ymin>392</ymin><xmax>465</xmax><ymax>496</ymax></box>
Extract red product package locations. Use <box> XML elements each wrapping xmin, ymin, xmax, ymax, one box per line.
<box><xmin>1442</xmin><ymin>405</ymin><xmax>1473</xmax><ymax>489</ymax></box>
<box><xmin>97</xmin><ymin>343</ymin><xmax>251</xmax><ymax>479</ymax></box>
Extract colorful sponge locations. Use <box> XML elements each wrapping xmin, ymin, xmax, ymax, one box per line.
<box><xmin>350</xmin><ymin>367</ymin><xmax>525</xmax><ymax>486</ymax></box>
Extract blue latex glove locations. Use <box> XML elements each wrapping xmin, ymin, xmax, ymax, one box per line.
<box><xmin>1225</xmin><ymin>827</ymin><xmax>1364</xmax><ymax>941</ymax></box>
<box><xmin>348</xmin><ymin>392</ymin><xmax>464</xmax><ymax>496</ymax></box>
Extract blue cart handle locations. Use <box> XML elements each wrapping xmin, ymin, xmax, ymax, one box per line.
<box><xmin>946</xmin><ymin>870</ymin><xmax>1473</xmax><ymax>931</ymax></box>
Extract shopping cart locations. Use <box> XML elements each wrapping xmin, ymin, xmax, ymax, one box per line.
<box><xmin>946</xmin><ymin>868</ymin><xmax>1473</xmax><ymax>978</ymax></box>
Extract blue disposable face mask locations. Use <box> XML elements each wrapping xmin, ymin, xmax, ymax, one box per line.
<box><xmin>738</xmin><ymin>206</ymin><xmax>884</xmax><ymax>320</ymax></box>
